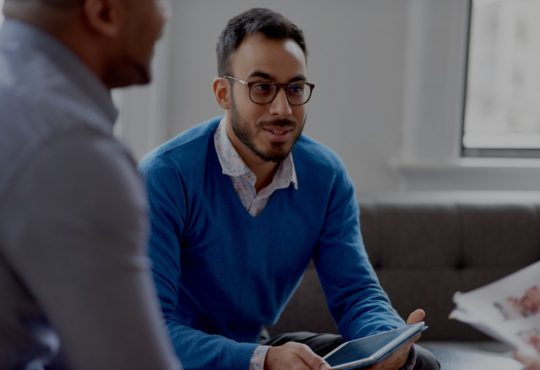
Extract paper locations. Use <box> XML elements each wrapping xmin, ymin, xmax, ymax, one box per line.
<box><xmin>450</xmin><ymin>261</ymin><xmax>540</xmax><ymax>356</ymax></box>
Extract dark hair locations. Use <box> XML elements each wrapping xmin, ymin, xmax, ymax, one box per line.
<box><xmin>216</xmin><ymin>8</ymin><xmax>307</xmax><ymax>76</ymax></box>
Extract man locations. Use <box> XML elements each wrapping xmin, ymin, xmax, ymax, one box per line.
<box><xmin>0</xmin><ymin>0</ymin><xmax>182</xmax><ymax>369</ymax></box>
<box><xmin>140</xmin><ymin>8</ymin><xmax>439</xmax><ymax>370</ymax></box>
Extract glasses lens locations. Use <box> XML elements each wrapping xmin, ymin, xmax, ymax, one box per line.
<box><xmin>250</xmin><ymin>82</ymin><xmax>278</xmax><ymax>104</ymax></box>
<box><xmin>248</xmin><ymin>82</ymin><xmax>313</xmax><ymax>105</ymax></box>
<box><xmin>286</xmin><ymin>82</ymin><xmax>310</xmax><ymax>105</ymax></box>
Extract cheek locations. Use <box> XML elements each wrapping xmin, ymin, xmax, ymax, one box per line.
<box><xmin>141</xmin><ymin>7</ymin><xmax>166</xmax><ymax>46</ymax></box>
<box><xmin>235</xmin><ymin>99</ymin><xmax>265</xmax><ymax>125</ymax></box>
<box><xmin>293</xmin><ymin>108</ymin><xmax>306</xmax><ymax>126</ymax></box>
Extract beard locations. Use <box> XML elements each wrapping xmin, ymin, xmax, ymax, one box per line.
<box><xmin>104</xmin><ymin>60</ymin><xmax>152</xmax><ymax>88</ymax></box>
<box><xmin>229</xmin><ymin>92</ymin><xmax>305</xmax><ymax>163</ymax></box>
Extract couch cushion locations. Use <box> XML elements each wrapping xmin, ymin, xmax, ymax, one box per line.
<box><xmin>269</xmin><ymin>192</ymin><xmax>540</xmax><ymax>342</ymax></box>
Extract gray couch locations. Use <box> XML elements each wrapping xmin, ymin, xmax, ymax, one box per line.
<box><xmin>270</xmin><ymin>191</ymin><xmax>540</xmax><ymax>369</ymax></box>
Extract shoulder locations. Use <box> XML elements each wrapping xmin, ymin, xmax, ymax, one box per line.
<box><xmin>138</xmin><ymin>117</ymin><xmax>222</xmax><ymax>197</ymax></box>
<box><xmin>38</xmin><ymin>130</ymin><xmax>143</xmax><ymax>205</ymax></box>
<box><xmin>139</xmin><ymin>117</ymin><xmax>220</xmax><ymax>176</ymax></box>
<box><xmin>293</xmin><ymin>134</ymin><xmax>348</xmax><ymax>176</ymax></box>
<box><xmin>2</xmin><ymin>129</ymin><xmax>146</xmax><ymax>229</ymax></box>
<box><xmin>292</xmin><ymin>135</ymin><xmax>357</xmax><ymax>205</ymax></box>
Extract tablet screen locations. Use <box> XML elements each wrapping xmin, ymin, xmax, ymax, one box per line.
<box><xmin>323</xmin><ymin>322</ymin><xmax>427</xmax><ymax>370</ymax></box>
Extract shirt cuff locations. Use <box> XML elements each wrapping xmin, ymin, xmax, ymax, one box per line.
<box><xmin>400</xmin><ymin>344</ymin><xmax>417</xmax><ymax>370</ymax></box>
<box><xmin>249</xmin><ymin>345</ymin><xmax>270</xmax><ymax>370</ymax></box>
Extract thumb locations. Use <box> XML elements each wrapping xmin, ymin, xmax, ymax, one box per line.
<box><xmin>406</xmin><ymin>309</ymin><xmax>425</xmax><ymax>324</ymax></box>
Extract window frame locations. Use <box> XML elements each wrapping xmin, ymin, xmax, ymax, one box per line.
<box><xmin>396</xmin><ymin>0</ymin><xmax>540</xmax><ymax>191</ymax></box>
<box><xmin>461</xmin><ymin>0</ymin><xmax>540</xmax><ymax>159</ymax></box>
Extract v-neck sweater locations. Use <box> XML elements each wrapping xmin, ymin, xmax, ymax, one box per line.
<box><xmin>139</xmin><ymin>117</ymin><xmax>403</xmax><ymax>370</ymax></box>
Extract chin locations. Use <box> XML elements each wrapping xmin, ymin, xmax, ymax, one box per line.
<box><xmin>260</xmin><ymin>148</ymin><xmax>293</xmax><ymax>162</ymax></box>
<box><xmin>133</xmin><ymin>66</ymin><xmax>152</xmax><ymax>85</ymax></box>
<box><xmin>105</xmin><ymin>64</ymin><xmax>151</xmax><ymax>89</ymax></box>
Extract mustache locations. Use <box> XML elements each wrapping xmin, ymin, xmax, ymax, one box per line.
<box><xmin>259</xmin><ymin>119</ymin><xmax>296</xmax><ymax>128</ymax></box>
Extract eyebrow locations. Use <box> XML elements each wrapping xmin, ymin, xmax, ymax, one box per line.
<box><xmin>247</xmin><ymin>70</ymin><xmax>307</xmax><ymax>82</ymax></box>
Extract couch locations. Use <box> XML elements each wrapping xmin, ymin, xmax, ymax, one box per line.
<box><xmin>269</xmin><ymin>191</ymin><xmax>540</xmax><ymax>369</ymax></box>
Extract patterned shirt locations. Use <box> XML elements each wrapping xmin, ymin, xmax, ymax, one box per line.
<box><xmin>214</xmin><ymin>119</ymin><xmax>297</xmax><ymax>369</ymax></box>
<box><xmin>214</xmin><ymin>119</ymin><xmax>298</xmax><ymax>217</ymax></box>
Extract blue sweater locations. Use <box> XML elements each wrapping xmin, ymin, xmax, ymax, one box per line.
<box><xmin>139</xmin><ymin>117</ymin><xmax>404</xmax><ymax>370</ymax></box>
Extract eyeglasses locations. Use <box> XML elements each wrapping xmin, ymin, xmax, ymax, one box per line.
<box><xmin>223</xmin><ymin>76</ymin><xmax>315</xmax><ymax>106</ymax></box>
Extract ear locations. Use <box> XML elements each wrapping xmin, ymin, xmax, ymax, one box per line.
<box><xmin>213</xmin><ymin>77</ymin><xmax>231</xmax><ymax>110</ymax></box>
<box><xmin>82</xmin><ymin>0</ymin><xmax>124</xmax><ymax>37</ymax></box>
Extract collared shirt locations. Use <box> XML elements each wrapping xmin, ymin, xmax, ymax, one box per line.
<box><xmin>214</xmin><ymin>119</ymin><xmax>298</xmax><ymax>369</ymax></box>
<box><xmin>214</xmin><ymin>119</ymin><xmax>298</xmax><ymax>217</ymax></box>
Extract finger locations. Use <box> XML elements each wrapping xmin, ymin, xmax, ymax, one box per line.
<box><xmin>293</xmin><ymin>344</ymin><xmax>331</xmax><ymax>370</ymax></box>
<box><xmin>368</xmin><ymin>349</ymin><xmax>408</xmax><ymax>370</ymax></box>
<box><xmin>513</xmin><ymin>350</ymin><xmax>525</xmax><ymax>363</ymax></box>
<box><xmin>406</xmin><ymin>308</ymin><xmax>425</xmax><ymax>324</ymax></box>
<box><xmin>407</xmin><ymin>333</ymin><xmax>422</xmax><ymax>345</ymax></box>
<box><xmin>514</xmin><ymin>350</ymin><xmax>535</xmax><ymax>365</ymax></box>
<box><xmin>530</xmin><ymin>336</ymin><xmax>540</xmax><ymax>353</ymax></box>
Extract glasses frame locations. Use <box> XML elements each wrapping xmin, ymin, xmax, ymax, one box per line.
<box><xmin>223</xmin><ymin>75</ymin><xmax>315</xmax><ymax>106</ymax></box>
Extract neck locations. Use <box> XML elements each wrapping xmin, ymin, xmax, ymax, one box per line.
<box><xmin>224</xmin><ymin>120</ymin><xmax>279</xmax><ymax>193</ymax></box>
<box><xmin>252</xmin><ymin>161</ymin><xmax>279</xmax><ymax>193</ymax></box>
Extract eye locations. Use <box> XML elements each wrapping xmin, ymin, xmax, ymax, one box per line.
<box><xmin>252</xmin><ymin>83</ymin><xmax>275</xmax><ymax>95</ymax></box>
<box><xmin>287</xmin><ymin>83</ymin><xmax>305</xmax><ymax>96</ymax></box>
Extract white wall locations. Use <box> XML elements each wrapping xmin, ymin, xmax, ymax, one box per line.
<box><xmin>170</xmin><ymin>0</ymin><xmax>411</xmax><ymax>193</ymax></box>
<box><xmin>119</xmin><ymin>0</ymin><xmax>411</xmax><ymax>194</ymax></box>
<box><xmin>116</xmin><ymin>0</ymin><xmax>540</xmax><ymax>193</ymax></box>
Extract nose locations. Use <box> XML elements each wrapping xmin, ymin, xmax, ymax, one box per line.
<box><xmin>269</xmin><ymin>88</ymin><xmax>293</xmax><ymax>118</ymax></box>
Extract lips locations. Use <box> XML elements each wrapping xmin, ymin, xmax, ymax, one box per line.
<box><xmin>264</xmin><ymin>127</ymin><xmax>292</xmax><ymax>135</ymax></box>
<box><xmin>262</xmin><ymin>125</ymin><xmax>294</xmax><ymax>143</ymax></box>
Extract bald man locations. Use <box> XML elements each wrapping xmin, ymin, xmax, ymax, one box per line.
<box><xmin>0</xmin><ymin>1</ymin><xmax>182</xmax><ymax>369</ymax></box>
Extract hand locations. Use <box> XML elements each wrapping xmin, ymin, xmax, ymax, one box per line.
<box><xmin>508</xmin><ymin>286</ymin><xmax>540</xmax><ymax>315</ymax></box>
<box><xmin>265</xmin><ymin>342</ymin><xmax>331</xmax><ymax>370</ymax></box>
<box><xmin>367</xmin><ymin>309</ymin><xmax>425</xmax><ymax>370</ymax></box>
<box><xmin>514</xmin><ymin>352</ymin><xmax>540</xmax><ymax>370</ymax></box>
<box><xmin>514</xmin><ymin>335</ymin><xmax>540</xmax><ymax>370</ymax></box>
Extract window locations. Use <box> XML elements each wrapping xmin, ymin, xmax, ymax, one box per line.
<box><xmin>397</xmin><ymin>0</ymin><xmax>540</xmax><ymax>191</ymax></box>
<box><xmin>463</xmin><ymin>0</ymin><xmax>540</xmax><ymax>158</ymax></box>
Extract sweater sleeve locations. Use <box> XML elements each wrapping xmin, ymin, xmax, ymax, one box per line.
<box><xmin>139</xmin><ymin>156</ymin><xmax>257</xmax><ymax>370</ymax></box>
<box><xmin>313</xmin><ymin>158</ymin><xmax>405</xmax><ymax>340</ymax></box>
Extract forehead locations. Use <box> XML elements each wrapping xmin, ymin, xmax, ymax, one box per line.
<box><xmin>229</xmin><ymin>33</ymin><xmax>307</xmax><ymax>81</ymax></box>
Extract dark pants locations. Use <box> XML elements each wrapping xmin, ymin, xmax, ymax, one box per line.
<box><xmin>262</xmin><ymin>332</ymin><xmax>440</xmax><ymax>370</ymax></box>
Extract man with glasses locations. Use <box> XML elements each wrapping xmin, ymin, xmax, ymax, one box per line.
<box><xmin>140</xmin><ymin>8</ymin><xmax>439</xmax><ymax>370</ymax></box>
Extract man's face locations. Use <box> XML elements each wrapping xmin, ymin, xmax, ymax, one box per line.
<box><xmin>226</xmin><ymin>33</ymin><xmax>308</xmax><ymax>163</ymax></box>
<box><xmin>108</xmin><ymin>0</ymin><xmax>167</xmax><ymax>87</ymax></box>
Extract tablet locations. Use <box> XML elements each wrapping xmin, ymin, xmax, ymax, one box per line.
<box><xmin>323</xmin><ymin>322</ymin><xmax>427</xmax><ymax>370</ymax></box>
